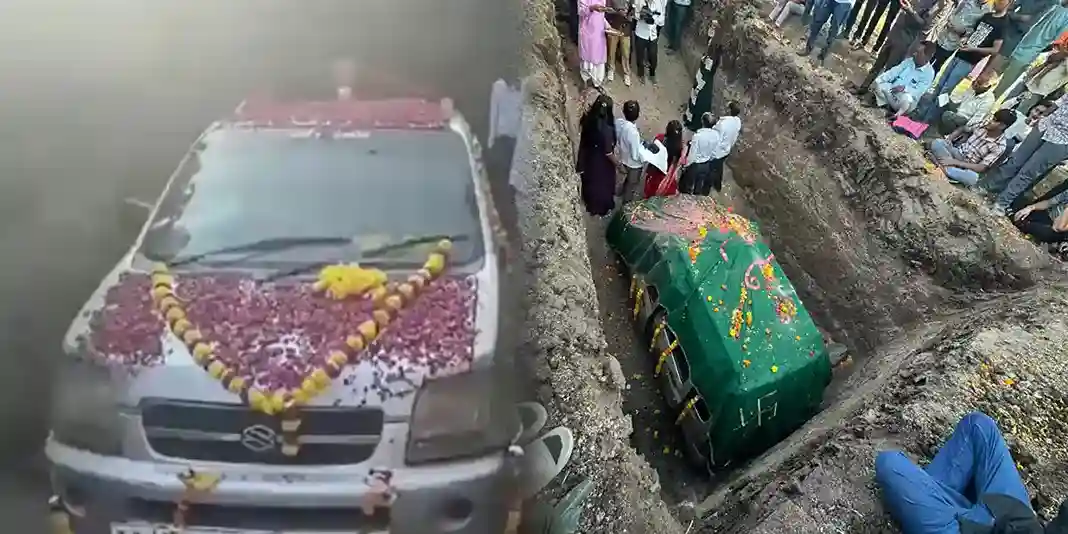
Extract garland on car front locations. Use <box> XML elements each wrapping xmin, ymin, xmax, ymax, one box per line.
<box><xmin>148</xmin><ymin>239</ymin><xmax>454</xmax><ymax>456</ymax></box>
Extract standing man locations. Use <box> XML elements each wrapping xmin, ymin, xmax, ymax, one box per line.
<box><xmin>706</xmin><ymin>102</ymin><xmax>743</xmax><ymax>195</ymax></box>
<box><xmin>799</xmin><ymin>0</ymin><xmax>855</xmax><ymax>65</ymax></box>
<box><xmin>983</xmin><ymin>92</ymin><xmax>1068</xmax><ymax>213</ymax></box>
<box><xmin>633</xmin><ymin>0</ymin><xmax>667</xmax><ymax>85</ymax></box>
<box><xmin>615</xmin><ymin>100</ymin><xmax>652</xmax><ymax>202</ymax></box>
<box><xmin>851</xmin><ymin>0</ymin><xmax>945</xmax><ymax>95</ymax></box>
<box><xmin>606</xmin><ymin>0</ymin><xmax>634</xmax><ymax>86</ymax></box>
<box><xmin>1009</xmin><ymin>47</ymin><xmax>1068</xmax><ymax>112</ymax></box>
<box><xmin>994</xmin><ymin>0</ymin><xmax>1068</xmax><ymax>96</ymax></box>
<box><xmin>665</xmin><ymin>0</ymin><xmax>691</xmax><ymax>54</ymax></box>
<box><xmin>679</xmin><ymin>113</ymin><xmax>723</xmax><ymax>195</ymax></box>
<box><xmin>986</xmin><ymin>0</ymin><xmax>1056</xmax><ymax>77</ymax></box>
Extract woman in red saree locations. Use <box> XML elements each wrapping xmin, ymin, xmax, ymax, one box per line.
<box><xmin>643</xmin><ymin>120</ymin><xmax>686</xmax><ymax>199</ymax></box>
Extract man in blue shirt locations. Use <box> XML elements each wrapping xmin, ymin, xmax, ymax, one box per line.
<box><xmin>868</xmin><ymin>41</ymin><xmax>938</xmax><ymax>118</ymax></box>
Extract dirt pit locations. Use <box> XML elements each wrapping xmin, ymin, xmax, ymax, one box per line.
<box><xmin>516</xmin><ymin>0</ymin><xmax>1068</xmax><ymax>532</ymax></box>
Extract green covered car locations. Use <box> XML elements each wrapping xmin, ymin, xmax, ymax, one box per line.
<box><xmin>606</xmin><ymin>195</ymin><xmax>831</xmax><ymax>469</ymax></box>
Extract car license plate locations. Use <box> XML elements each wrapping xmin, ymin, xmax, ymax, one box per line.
<box><xmin>111</xmin><ymin>525</ymin><xmax>264</xmax><ymax>534</ymax></box>
<box><xmin>111</xmin><ymin>524</ymin><xmax>359</xmax><ymax>534</ymax></box>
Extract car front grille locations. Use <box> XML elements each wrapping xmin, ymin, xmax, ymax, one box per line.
<box><xmin>141</xmin><ymin>399</ymin><xmax>383</xmax><ymax>465</ymax></box>
<box><xmin>126</xmin><ymin>498</ymin><xmax>391</xmax><ymax>531</ymax></box>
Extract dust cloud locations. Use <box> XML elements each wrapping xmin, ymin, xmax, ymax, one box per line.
<box><xmin>0</xmin><ymin>0</ymin><xmax>519</xmax><ymax>528</ymax></box>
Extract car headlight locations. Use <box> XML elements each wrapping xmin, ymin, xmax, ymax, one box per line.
<box><xmin>405</xmin><ymin>368</ymin><xmax>517</xmax><ymax>465</ymax></box>
<box><xmin>49</xmin><ymin>355</ymin><xmax>125</xmax><ymax>456</ymax></box>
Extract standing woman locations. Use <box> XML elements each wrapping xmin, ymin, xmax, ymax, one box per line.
<box><xmin>579</xmin><ymin>0</ymin><xmax>611</xmax><ymax>90</ymax></box>
<box><xmin>643</xmin><ymin>120</ymin><xmax>686</xmax><ymax>198</ymax></box>
<box><xmin>577</xmin><ymin>95</ymin><xmax>619</xmax><ymax>216</ymax></box>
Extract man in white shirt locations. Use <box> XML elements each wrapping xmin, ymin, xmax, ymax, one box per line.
<box><xmin>632</xmin><ymin>0</ymin><xmax>667</xmax><ymax>85</ymax></box>
<box><xmin>707</xmin><ymin>101</ymin><xmax>742</xmax><ymax>193</ymax></box>
<box><xmin>679</xmin><ymin>112</ymin><xmax>723</xmax><ymax>195</ymax></box>
<box><xmin>615</xmin><ymin>100</ymin><xmax>652</xmax><ymax>202</ymax></box>
<box><xmin>800</xmin><ymin>0</ymin><xmax>856</xmax><ymax>65</ymax></box>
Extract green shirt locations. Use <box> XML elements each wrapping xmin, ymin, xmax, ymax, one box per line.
<box><xmin>1012</xmin><ymin>3</ymin><xmax>1068</xmax><ymax>63</ymax></box>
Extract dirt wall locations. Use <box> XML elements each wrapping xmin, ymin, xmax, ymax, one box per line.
<box><xmin>514</xmin><ymin>0</ymin><xmax>686</xmax><ymax>531</ymax></box>
<box><xmin>683</xmin><ymin>1</ymin><xmax>1061</xmax><ymax>354</ymax></box>
<box><xmin>678</xmin><ymin>3</ymin><xmax>1068</xmax><ymax>532</ymax></box>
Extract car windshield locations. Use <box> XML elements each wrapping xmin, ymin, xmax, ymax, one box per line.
<box><xmin>140</xmin><ymin>127</ymin><xmax>484</xmax><ymax>267</ymax></box>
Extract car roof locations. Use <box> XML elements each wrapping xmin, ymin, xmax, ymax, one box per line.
<box><xmin>227</xmin><ymin>98</ymin><xmax>451</xmax><ymax>131</ymax></box>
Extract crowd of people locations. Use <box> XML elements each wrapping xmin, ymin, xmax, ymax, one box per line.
<box><xmin>771</xmin><ymin>0</ymin><xmax>1068</xmax><ymax>254</ymax></box>
<box><xmin>571</xmin><ymin>0</ymin><xmax>742</xmax><ymax>217</ymax></box>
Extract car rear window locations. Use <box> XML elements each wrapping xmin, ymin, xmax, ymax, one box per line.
<box><xmin>141</xmin><ymin>127</ymin><xmax>484</xmax><ymax>267</ymax></box>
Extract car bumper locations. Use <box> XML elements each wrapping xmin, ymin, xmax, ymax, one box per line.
<box><xmin>47</xmin><ymin>438</ymin><xmax>513</xmax><ymax>534</ymax></box>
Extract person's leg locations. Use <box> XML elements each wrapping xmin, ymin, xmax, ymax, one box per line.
<box><xmin>928</xmin><ymin>138</ymin><xmax>954</xmax><ymax>161</ymax></box>
<box><xmin>938</xmin><ymin>110</ymin><xmax>969</xmax><ymax>135</ymax></box>
<box><xmin>627</xmin><ymin>166</ymin><xmax>646</xmax><ymax>201</ymax></box>
<box><xmin>1017</xmin><ymin>93</ymin><xmax>1041</xmax><ymax>115</ymax></box>
<box><xmin>871</xmin><ymin>0</ymin><xmax>899</xmax><ymax>52</ymax></box>
<box><xmin>994</xmin><ymin>59</ymin><xmax>1028</xmax><ymax>97</ymax></box>
<box><xmin>819</xmin><ymin>1</ymin><xmax>851</xmax><ymax>58</ymax></box>
<box><xmin>1018</xmin><ymin>212</ymin><xmax>1068</xmax><ymax>243</ymax></box>
<box><xmin>875</xmin><ymin>451</ymin><xmax>971</xmax><ymax>534</ymax></box>
<box><xmin>784</xmin><ymin>2</ymin><xmax>806</xmax><ymax>25</ymax></box>
<box><xmin>890</xmin><ymin>92</ymin><xmax>915</xmax><ymax>117</ymax></box>
<box><xmin>802</xmin><ymin>0</ymin><xmax>816</xmax><ymax>23</ymax></box>
<box><xmin>872</xmin><ymin>84</ymin><xmax>891</xmax><ymax>107</ymax></box>
<box><xmin>859</xmin><ymin>39</ymin><xmax>896</xmax><ymax>90</ymax></box>
<box><xmin>619</xmin><ymin>33</ymin><xmax>632</xmax><ymax>82</ymax></box>
<box><xmin>606</xmin><ymin>33</ymin><xmax>619</xmax><ymax>80</ymax></box>
<box><xmin>924</xmin><ymin>413</ymin><xmax>1031</xmax><ymax>507</ymax></box>
<box><xmin>709</xmin><ymin>158</ymin><xmax>726</xmax><ymax>193</ymax></box>
<box><xmin>668</xmin><ymin>2</ymin><xmax>686</xmax><ymax>50</ymax></box>
<box><xmin>994</xmin><ymin>141</ymin><xmax>1068</xmax><ymax>211</ymax></box>
<box><xmin>858</xmin><ymin>0</ymin><xmax>888</xmax><ymax>45</ymax></box>
<box><xmin>771</xmin><ymin>0</ymin><xmax>788</xmax><ymax>22</ymax></box>
<box><xmin>633</xmin><ymin>37</ymin><xmax>648</xmax><ymax>79</ymax></box>
<box><xmin>805</xmin><ymin>0</ymin><xmax>832</xmax><ymax>53</ymax></box>
<box><xmin>944</xmin><ymin>167</ymin><xmax>981</xmax><ymax>185</ymax></box>
<box><xmin>647</xmin><ymin>34</ymin><xmax>659</xmax><ymax>81</ymax></box>
<box><xmin>843</xmin><ymin>0</ymin><xmax>865</xmax><ymax>39</ymax></box>
<box><xmin>930</xmin><ymin>46</ymin><xmax>953</xmax><ymax>74</ymax></box>
<box><xmin>924</xmin><ymin>59</ymin><xmax>973</xmax><ymax>122</ymax></box>
<box><xmin>981</xmin><ymin>127</ymin><xmax>1044</xmax><ymax>193</ymax></box>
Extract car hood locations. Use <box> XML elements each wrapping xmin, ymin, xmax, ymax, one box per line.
<box><xmin>64</xmin><ymin>261</ymin><xmax>495</xmax><ymax>418</ymax></box>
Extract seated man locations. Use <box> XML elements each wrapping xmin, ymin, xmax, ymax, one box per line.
<box><xmin>935</xmin><ymin>70</ymin><xmax>998</xmax><ymax>135</ymax></box>
<box><xmin>876</xmin><ymin>412</ymin><xmax>1068</xmax><ymax>534</ymax></box>
<box><xmin>1013</xmin><ymin>187</ymin><xmax>1068</xmax><ymax>244</ymax></box>
<box><xmin>1001</xmin><ymin>100</ymin><xmax>1054</xmax><ymax>146</ymax></box>
<box><xmin>868</xmin><ymin>41</ymin><xmax>937</xmax><ymax>119</ymax></box>
<box><xmin>926</xmin><ymin>109</ymin><xmax>1017</xmax><ymax>186</ymax></box>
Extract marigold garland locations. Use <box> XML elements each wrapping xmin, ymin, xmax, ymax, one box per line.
<box><xmin>655</xmin><ymin>339</ymin><xmax>679</xmax><ymax>377</ymax></box>
<box><xmin>676</xmin><ymin>396</ymin><xmax>699</xmax><ymax>425</ymax></box>
<box><xmin>150</xmin><ymin>239</ymin><xmax>454</xmax><ymax>458</ymax></box>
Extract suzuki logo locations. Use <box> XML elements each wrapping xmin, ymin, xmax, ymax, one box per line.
<box><xmin>240</xmin><ymin>424</ymin><xmax>277</xmax><ymax>452</ymax></box>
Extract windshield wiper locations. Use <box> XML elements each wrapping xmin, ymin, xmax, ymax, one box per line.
<box><xmin>167</xmin><ymin>236</ymin><xmax>354</xmax><ymax>267</ymax></box>
<box><xmin>261</xmin><ymin>234</ymin><xmax>470</xmax><ymax>282</ymax></box>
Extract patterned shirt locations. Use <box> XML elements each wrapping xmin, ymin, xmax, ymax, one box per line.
<box><xmin>1039</xmin><ymin>93</ymin><xmax>1068</xmax><ymax>145</ymax></box>
<box><xmin>958</xmin><ymin>129</ymin><xmax>1009</xmax><ymax>168</ymax></box>
<box><xmin>936</xmin><ymin>0</ymin><xmax>993</xmax><ymax>51</ymax></box>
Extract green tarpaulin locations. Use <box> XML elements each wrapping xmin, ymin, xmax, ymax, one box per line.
<box><xmin>606</xmin><ymin>195</ymin><xmax>831</xmax><ymax>466</ymax></box>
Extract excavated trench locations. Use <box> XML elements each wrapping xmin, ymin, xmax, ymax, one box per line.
<box><xmin>516</xmin><ymin>0</ymin><xmax>1068</xmax><ymax>533</ymax></box>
